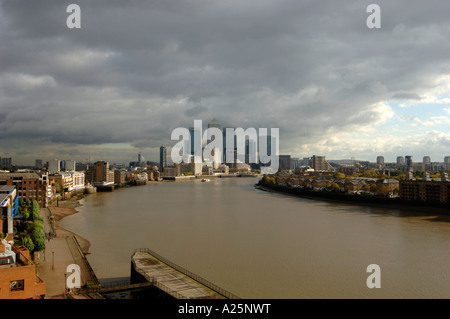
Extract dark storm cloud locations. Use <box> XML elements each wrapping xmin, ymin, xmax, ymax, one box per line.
<box><xmin>1</xmin><ymin>0</ymin><xmax>450</xmax><ymax>163</ymax></box>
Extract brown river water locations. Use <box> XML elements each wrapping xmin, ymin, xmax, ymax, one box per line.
<box><xmin>61</xmin><ymin>177</ymin><xmax>450</xmax><ymax>298</ymax></box>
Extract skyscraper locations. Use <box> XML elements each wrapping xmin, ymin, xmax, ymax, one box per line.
<box><xmin>48</xmin><ymin>159</ymin><xmax>60</xmax><ymax>174</ymax></box>
<box><xmin>397</xmin><ymin>156</ymin><xmax>405</xmax><ymax>166</ymax></box>
<box><xmin>405</xmin><ymin>156</ymin><xmax>413</xmax><ymax>170</ymax></box>
<box><xmin>376</xmin><ymin>156</ymin><xmax>384</xmax><ymax>166</ymax></box>
<box><xmin>189</xmin><ymin>126</ymin><xmax>202</xmax><ymax>159</ymax></box>
<box><xmin>207</xmin><ymin>118</ymin><xmax>222</xmax><ymax>144</ymax></box>
<box><xmin>160</xmin><ymin>146</ymin><xmax>167</xmax><ymax>172</ymax></box>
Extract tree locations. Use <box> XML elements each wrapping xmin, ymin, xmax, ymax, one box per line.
<box><xmin>330</xmin><ymin>183</ymin><xmax>340</xmax><ymax>191</ymax></box>
<box><xmin>31</xmin><ymin>200</ymin><xmax>42</xmax><ymax>222</ymax></box>
<box><xmin>333</xmin><ymin>173</ymin><xmax>346</xmax><ymax>179</ymax></box>
<box><xmin>20</xmin><ymin>236</ymin><xmax>35</xmax><ymax>252</ymax></box>
<box><xmin>31</xmin><ymin>225</ymin><xmax>45</xmax><ymax>252</ymax></box>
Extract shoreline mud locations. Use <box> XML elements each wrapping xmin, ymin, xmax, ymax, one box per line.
<box><xmin>48</xmin><ymin>193</ymin><xmax>91</xmax><ymax>255</ymax></box>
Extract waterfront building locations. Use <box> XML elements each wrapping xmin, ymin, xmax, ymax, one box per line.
<box><xmin>0</xmin><ymin>172</ymin><xmax>50</xmax><ymax>207</ymax></box>
<box><xmin>50</xmin><ymin>171</ymin><xmax>85</xmax><ymax>193</ymax></box>
<box><xmin>114</xmin><ymin>170</ymin><xmax>126</xmax><ymax>185</ymax></box>
<box><xmin>86</xmin><ymin>161</ymin><xmax>114</xmax><ymax>186</ymax></box>
<box><xmin>162</xmin><ymin>164</ymin><xmax>182</xmax><ymax>177</ymax></box>
<box><xmin>49</xmin><ymin>173</ymin><xmax>73</xmax><ymax>193</ymax></box>
<box><xmin>399</xmin><ymin>179</ymin><xmax>449</xmax><ymax>204</ymax></box>
<box><xmin>0</xmin><ymin>241</ymin><xmax>46</xmax><ymax>299</ymax></box>
<box><xmin>181</xmin><ymin>156</ymin><xmax>203</xmax><ymax>176</ymax></box>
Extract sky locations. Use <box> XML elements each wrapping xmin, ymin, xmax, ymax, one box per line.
<box><xmin>1</xmin><ymin>0</ymin><xmax>450</xmax><ymax>166</ymax></box>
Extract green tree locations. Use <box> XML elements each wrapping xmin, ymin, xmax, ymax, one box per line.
<box><xmin>333</xmin><ymin>173</ymin><xmax>346</xmax><ymax>179</ymax></box>
<box><xmin>330</xmin><ymin>183</ymin><xmax>340</xmax><ymax>191</ymax></box>
<box><xmin>31</xmin><ymin>200</ymin><xmax>42</xmax><ymax>222</ymax></box>
<box><xmin>31</xmin><ymin>225</ymin><xmax>46</xmax><ymax>252</ymax></box>
<box><xmin>20</xmin><ymin>236</ymin><xmax>35</xmax><ymax>252</ymax></box>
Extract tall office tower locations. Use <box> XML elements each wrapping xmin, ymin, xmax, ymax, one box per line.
<box><xmin>207</xmin><ymin>118</ymin><xmax>222</xmax><ymax>164</ymax></box>
<box><xmin>223</xmin><ymin>127</ymin><xmax>236</xmax><ymax>164</ymax></box>
<box><xmin>376</xmin><ymin>156</ymin><xmax>385</xmax><ymax>166</ymax></box>
<box><xmin>66</xmin><ymin>160</ymin><xmax>76</xmax><ymax>171</ymax></box>
<box><xmin>207</xmin><ymin>118</ymin><xmax>222</xmax><ymax>143</ymax></box>
<box><xmin>160</xmin><ymin>146</ymin><xmax>167</xmax><ymax>172</ymax></box>
<box><xmin>138</xmin><ymin>153</ymin><xmax>142</xmax><ymax>167</ymax></box>
<box><xmin>189</xmin><ymin>126</ymin><xmax>202</xmax><ymax>159</ymax></box>
<box><xmin>405</xmin><ymin>156</ymin><xmax>413</xmax><ymax>170</ymax></box>
<box><xmin>35</xmin><ymin>159</ymin><xmax>43</xmax><ymax>169</ymax></box>
<box><xmin>397</xmin><ymin>156</ymin><xmax>405</xmax><ymax>166</ymax></box>
<box><xmin>423</xmin><ymin>156</ymin><xmax>431</xmax><ymax>164</ymax></box>
<box><xmin>48</xmin><ymin>159</ymin><xmax>60</xmax><ymax>174</ymax></box>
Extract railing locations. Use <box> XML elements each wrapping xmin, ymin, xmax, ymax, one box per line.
<box><xmin>133</xmin><ymin>248</ymin><xmax>240</xmax><ymax>299</ymax></box>
<box><xmin>131</xmin><ymin>258</ymin><xmax>185</xmax><ymax>299</ymax></box>
<box><xmin>72</xmin><ymin>236</ymin><xmax>100</xmax><ymax>287</ymax></box>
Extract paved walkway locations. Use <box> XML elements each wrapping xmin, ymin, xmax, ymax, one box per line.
<box><xmin>35</xmin><ymin>207</ymin><xmax>98</xmax><ymax>299</ymax></box>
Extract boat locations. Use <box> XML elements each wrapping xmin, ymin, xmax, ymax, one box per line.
<box><xmin>201</xmin><ymin>178</ymin><xmax>210</xmax><ymax>182</ymax></box>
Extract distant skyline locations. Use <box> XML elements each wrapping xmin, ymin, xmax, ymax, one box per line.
<box><xmin>1</xmin><ymin>1</ymin><xmax>450</xmax><ymax>165</ymax></box>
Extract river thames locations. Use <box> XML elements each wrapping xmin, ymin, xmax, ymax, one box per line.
<box><xmin>61</xmin><ymin>177</ymin><xmax>450</xmax><ymax>298</ymax></box>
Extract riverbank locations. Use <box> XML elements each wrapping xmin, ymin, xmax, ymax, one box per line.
<box><xmin>48</xmin><ymin>193</ymin><xmax>91</xmax><ymax>255</ymax></box>
<box><xmin>256</xmin><ymin>181</ymin><xmax>450</xmax><ymax>215</ymax></box>
<box><xmin>36</xmin><ymin>192</ymin><xmax>100</xmax><ymax>299</ymax></box>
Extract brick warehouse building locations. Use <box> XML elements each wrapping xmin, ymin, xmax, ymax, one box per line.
<box><xmin>0</xmin><ymin>239</ymin><xmax>46</xmax><ymax>299</ymax></box>
<box><xmin>399</xmin><ymin>180</ymin><xmax>450</xmax><ymax>204</ymax></box>
<box><xmin>0</xmin><ymin>173</ymin><xmax>51</xmax><ymax>208</ymax></box>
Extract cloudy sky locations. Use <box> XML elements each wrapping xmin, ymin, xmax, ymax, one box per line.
<box><xmin>1</xmin><ymin>0</ymin><xmax>450</xmax><ymax>165</ymax></box>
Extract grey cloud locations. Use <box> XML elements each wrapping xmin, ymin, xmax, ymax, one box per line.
<box><xmin>1</xmin><ymin>0</ymin><xmax>450</xmax><ymax>164</ymax></box>
<box><xmin>391</xmin><ymin>92</ymin><xmax>422</xmax><ymax>101</ymax></box>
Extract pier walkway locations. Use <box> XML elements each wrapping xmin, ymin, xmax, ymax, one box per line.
<box><xmin>131</xmin><ymin>248</ymin><xmax>239</xmax><ymax>299</ymax></box>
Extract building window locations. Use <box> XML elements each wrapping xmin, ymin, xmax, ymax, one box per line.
<box><xmin>10</xmin><ymin>280</ymin><xmax>24</xmax><ymax>292</ymax></box>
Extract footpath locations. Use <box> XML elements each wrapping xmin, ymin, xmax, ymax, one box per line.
<box><xmin>35</xmin><ymin>199</ymin><xmax>100</xmax><ymax>299</ymax></box>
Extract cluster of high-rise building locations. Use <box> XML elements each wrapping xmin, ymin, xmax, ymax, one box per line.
<box><xmin>376</xmin><ymin>155</ymin><xmax>450</xmax><ymax>172</ymax></box>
